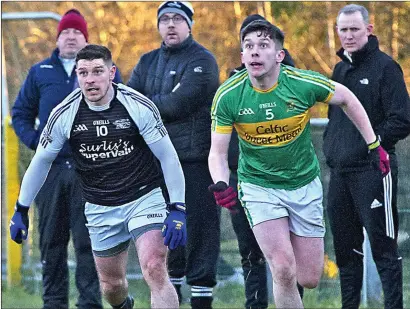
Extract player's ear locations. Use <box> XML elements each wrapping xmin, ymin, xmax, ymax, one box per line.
<box><xmin>276</xmin><ymin>49</ymin><xmax>285</xmax><ymax>63</ymax></box>
<box><xmin>109</xmin><ymin>65</ymin><xmax>116</xmax><ymax>81</ymax></box>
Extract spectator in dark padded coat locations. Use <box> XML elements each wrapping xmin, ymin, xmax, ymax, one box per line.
<box><xmin>127</xmin><ymin>2</ymin><xmax>220</xmax><ymax>309</ymax></box>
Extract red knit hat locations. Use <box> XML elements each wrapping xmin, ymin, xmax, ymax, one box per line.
<box><xmin>57</xmin><ymin>9</ymin><xmax>88</xmax><ymax>41</ymax></box>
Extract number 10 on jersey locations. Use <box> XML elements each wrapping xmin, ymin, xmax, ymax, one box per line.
<box><xmin>96</xmin><ymin>125</ymin><xmax>108</xmax><ymax>137</ymax></box>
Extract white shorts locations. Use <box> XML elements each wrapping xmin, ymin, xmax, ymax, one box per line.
<box><xmin>85</xmin><ymin>187</ymin><xmax>167</xmax><ymax>257</ymax></box>
<box><xmin>238</xmin><ymin>176</ymin><xmax>325</xmax><ymax>237</ymax></box>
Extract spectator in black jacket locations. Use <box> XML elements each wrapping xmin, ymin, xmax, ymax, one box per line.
<box><xmin>227</xmin><ymin>14</ymin><xmax>302</xmax><ymax>309</ymax></box>
<box><xmin>127</xmin><ymin>2</ymin><xmax>220</xmax><ymax>309</ymax></box>
<box><xmin>323</xmin><ymin>4</ymin><xmax>410</xmax><ymax>309</ymax></box>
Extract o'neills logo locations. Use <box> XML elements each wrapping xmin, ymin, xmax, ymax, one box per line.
<box><xmin>235</xmin><ymin>111</ymin><xmax>309</xmax><ymax>147</ymax></box>
<box><xmin>79</xmin><ymin>140</ymin><xmax>134</xmax><ymax>161</ymax></box>
<box><xmin>147</xmin><ymin>213</ymin><xmax>164</xmax><ymax>219</ymax></box>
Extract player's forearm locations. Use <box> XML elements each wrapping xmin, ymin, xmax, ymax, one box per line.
<box><xmin>160</xmin><ymin>154</ymin><xmax>186</xmax><ymax>203</ymax></box>
<box><xmin>18</xmin><ymin>149</ymin><xmax>56</xmax><ymax>206</ymax></box>
<box><xmin>208</xmin><ymin>151</ymin><xmax>230</xmax><ymax>185</ymax></box>
<box><xmin>149</xmin><ymin>136</ymin><xmax>185</xmax><ymax>203</ymax></box>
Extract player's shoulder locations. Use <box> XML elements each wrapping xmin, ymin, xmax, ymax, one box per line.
<box><xmin>214</xmin><ymin>69</ymin><xmax>248</xmax><ymax>103</ymax></box>
<box><xmin>116</xmin><ymin>83</ymin><xmax>161</xmax><ymax>119</ymax></box>
<box><xmin>281</xmin><ymin>65</ymin><xmax>333</xmax><ymax>89</ymax></box>
<box><xmin>49</xmin><ymin>88</ymin><xmax>82</xmax><ymax>119</ymax></box>
<box><xmin>116</xmin><ymin>83</ymin><xmax>148</xmax><ymax>102</ymax></box>
<box><xmin>282</xmin><ymin>64</ymin><xmax>327</xmax><ymax>79</ymax></box>
<box><xmin>117</xmin><ymin>83</ymin><xmax>154</xmax><ymax>108</ymax></box>
<box><xmin>42</xmin><ymin>88</ymin><xmax>82</xmax><ymax>140</ymax></box>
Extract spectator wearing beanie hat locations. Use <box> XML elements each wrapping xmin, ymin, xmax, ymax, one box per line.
<box><xmin>156</xmin><ymin>1</ymin><xmax>195</xmax><ymax>47</ymax></box>
<box><xmin>157</xmin><ymin>1</ymin><xmax>194</xmax><ymax>29</ymax></box>
<box><xmin>56</xmin><ymin>9</ymin><xmax>88</xmax><ymax>62</ymax></box>
<box><xmin>12</xmin><ymin>8</ymin><xmax>121</xmax><ymax>309</ymax></box>
<box><xmin>128</xmin><ymin>2</ymin><xmax>220</xmax><ymax>309</ymax></box>
<box><xmin>224</xmin><ymin>14</ymin><xmax>302</xmax><ymax>309</ymax></box>
<box><xmin>57</xmin><ymin>9</ymin><xmax>89</xmax><ymax>42</ymax></box>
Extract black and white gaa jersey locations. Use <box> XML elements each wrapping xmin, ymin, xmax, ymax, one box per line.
<box><xmin>39</xmin><ymin>84</ymin><xmax>168</xmax><ymax>206</ymax></box>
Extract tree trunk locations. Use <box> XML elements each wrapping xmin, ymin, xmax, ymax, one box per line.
<box><xmin>233</xmin><ymin>1</ymin><xmax>242</xmax><ymax>36</ymax></box>
<box><xmin>326</xmin><ymin>1</ymin><xmax>337</xmax><ymax>67</ymax></box>
<box><xmin>263</xmin><ymin>1</ymin><xmax>274</xmax><ymax>24</ymax></box>
<box><xmin>391</xmin><ymin>6</ymin><xmax>399</xmax><ymax>59</ymax></box>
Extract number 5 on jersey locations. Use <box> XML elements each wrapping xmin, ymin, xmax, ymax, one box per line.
<box><xmin>266</xmin><ymin>109</ymin><xmax>274</xmax><ymax>120</ymax></box>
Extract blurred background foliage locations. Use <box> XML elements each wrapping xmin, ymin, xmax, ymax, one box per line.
<box><xmin>2</xmin><ymin>1</ymin><xmax>410</xmax><ymax>119</ymax></box>
<box><xmin>2</xmin><ymin>3</ymin><xmax>410</xmax><ymax>307</ymax></box>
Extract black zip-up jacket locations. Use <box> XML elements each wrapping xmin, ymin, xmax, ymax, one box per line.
<box><xmin>323</xmin><ymin>35</ymin><xmax>410</xmax><ymax>171</ymax></box>
<box><xmin>127</xmin><ymin>35</ymin><xmax>219</xmax><ymax>162</ymax></box>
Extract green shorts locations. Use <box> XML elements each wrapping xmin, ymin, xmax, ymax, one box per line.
<box><xmin>238</xmin><ymin>176</ymin><xmax>325</xmax><ymax>237</ymax></box>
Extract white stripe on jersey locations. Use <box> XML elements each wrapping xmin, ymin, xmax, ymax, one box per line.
<box><xmin>117</xmin><ymin>85</ymin><xmax>168</xmax><ymax>140</ymax></box>
<box><xmin>212</xmin><ymin>77</ymin><xmax>247</xmax><ymax>117</ymax></box>
<box><xmin>118</xmin><ymin>88</ymin><xmax>162</xmax><ymax>120</ymax></box>
<box><xmin>285</xmin><ymin>74</ymin><xmax>334</xmax><ymax>93</ymax></box>
<box><xmin>40</xmin><ymin>89</ymin><xmax>82</xmax><ymax>148</ymax></box>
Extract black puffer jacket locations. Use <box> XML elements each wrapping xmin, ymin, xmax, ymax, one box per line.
<box><xmin>127</xmin><ymin>35</ymin><xmax>219</xmax><ymax>162</ymax></box>
<box><xmin>323</xmin><ymin>35</ymin><xmax>410</xmax><ymax>171</ymax></box>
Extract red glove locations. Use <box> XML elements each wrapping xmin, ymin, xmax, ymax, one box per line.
<box><xmin>208</xmin><ymin>181</ymin><xmax>238</xmax><ymax>213</ymax></box>
<box><xmin>368</xmin><ymin>138</ymin><xmax>390</xmax><ymax>177</ymax></box>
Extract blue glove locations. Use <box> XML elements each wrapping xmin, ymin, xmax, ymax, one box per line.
<box><xmin>162</xmin><ymin>202</ymin><xmax>187</xmax><ymax>250</ymax></box>
<box><xmin>10</xmin><ymin>201</ymin><xmax>30</xmax><ymax>244</ymax></box>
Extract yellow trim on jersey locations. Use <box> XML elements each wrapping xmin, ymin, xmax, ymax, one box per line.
<box><xmin>211</xmin><ymin>70</ymin><xmax>248</xmax><ymax>115</ymax></box>
<box><xmin>212</xmin><ymin>124</ymin><xmax>233</xmax><ymax>134</ymax></box>
<box><xmin>284</xmin><ymin>67</ymin><xmax>333</xmax><ymax>85</ymax></box>
<box><xmin>234</xmin><ymin>110</ymin><xmax>310</xmax><ymax>147</ymax></box>
<box><xmin>283</xmin><ymin>69</ymin><xmax>335</xmax><ymax>93</ymax></box>
<box><xmin>253</xmin><ymin>82</ymin><xmax>279</xmax><ymax>93</ymax></box>
<box><xmin>322</xmin><ymin>91</ymin><xmax>335</xmax><ymax>104</ymax></box>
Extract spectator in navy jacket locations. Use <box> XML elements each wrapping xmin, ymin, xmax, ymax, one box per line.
<box><xmin>12</xmin><ymin>9</ymin><xmax>121</xmax><ymax>309</ymax></box>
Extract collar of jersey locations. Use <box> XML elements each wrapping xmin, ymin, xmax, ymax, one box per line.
<box><xmin>250</xmin><ymin>65</ymin><xmax>282</xmax><ymax>93</ymax></box>
<box><xmin>252</xmin><ymin>81</ymin><xmax>278</xmax><ymax>93</ymax></box>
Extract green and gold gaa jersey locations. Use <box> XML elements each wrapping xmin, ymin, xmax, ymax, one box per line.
<box><xmin>211</xmin><ymin>64</ymin><xmax>335</xmax><ymax>190</ymax></box>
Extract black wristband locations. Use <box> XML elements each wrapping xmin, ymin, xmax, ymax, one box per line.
<box><xmin>167</xmin><ymin>202</ymin><xmax>186</xmax><ymax>213</ymax></box>
<box><xmin>15</xmin><ymin>201</ymin><xmax>29</xmax><ymax>214</ymax></box>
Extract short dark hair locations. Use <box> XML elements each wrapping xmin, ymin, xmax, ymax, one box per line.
<box><xmin>76</xmin><ymin>44</ymin><xmax>112</xmax><ymax>66</ymax></box>
<box><xmin>240</xmin><ymin>19</ymin><xmax>284</xmax><ymax>50</ymax></box>
<box><xmin>337</xmin><ymin>4</ymin><xmax>369</xmax><ymax>24</ymax></box>
<box><xmin>239</xmin><ymin>14</ymin><xmax>266</xmax><ymax>42</ymax></box>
